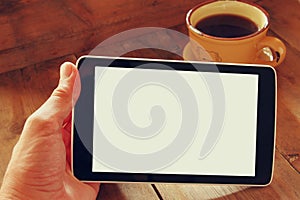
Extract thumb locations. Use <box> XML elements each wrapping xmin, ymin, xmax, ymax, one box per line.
<box><xmin>50</xmin><ymin>62</ymin><xmax>81</xmax><ymax>121</ymax></box>
<box><xmin>26</xmin><ymin>62</ymin><xmax>81</xmax><ymax>134</ymax></box>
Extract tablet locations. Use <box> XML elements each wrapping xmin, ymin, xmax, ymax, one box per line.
<box><xmin>72</xmin><ymin>56</ymin><xmax>276</xmax><ymax>185</ymax></box>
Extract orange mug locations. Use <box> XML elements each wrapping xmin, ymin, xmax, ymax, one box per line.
<box><xmin>185</xmin><ymin>0</ymin><xmax>286</xmax><ymax>67</ymax></box>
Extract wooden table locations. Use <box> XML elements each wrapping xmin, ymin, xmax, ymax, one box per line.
<box><xmin>0</xmin><ymin>0</ymin><xmax>299</xmax><ymax>199</ymax></box>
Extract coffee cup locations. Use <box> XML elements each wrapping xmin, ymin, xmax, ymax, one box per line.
<box><xmin>185</xmin><ymin>0</ymin><xmax>286</xmax><ymax>67</ymax></box>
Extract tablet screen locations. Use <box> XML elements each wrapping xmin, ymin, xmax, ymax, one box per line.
<box><xmin>92</xmin><ymin>66</ymin><xmax>258</xmax><ymax>177</ymax></box>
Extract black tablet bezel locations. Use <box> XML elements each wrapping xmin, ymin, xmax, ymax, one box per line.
<box><xmin>72</xmin><ymin>56</ymin><xmax>276</xmax><ymax>185</ymax></box>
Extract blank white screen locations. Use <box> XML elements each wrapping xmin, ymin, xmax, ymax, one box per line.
<box><xmin>92</xmin><ymin>66</ymin><xmax>258</xmax><ymax>176</ymax></box>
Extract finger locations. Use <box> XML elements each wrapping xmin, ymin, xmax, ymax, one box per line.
<box><xmin>86</xmin><ymin>183</ymin><xmax>101</xmax><ymax>194</ymax></box>
<box><xmin>62</xmin><ymin>112</ymin><xmax>72</xmax><ymax>165</ymax></box>
<box><xmin>62</xmin><ymin>128</ymin><xmax>71</xmax><ymax>165</ymax></box>
<box><xmin>64</xmin><ymin>164</ymin><xmax>101</xmax><ymax>199</ymax></box>
<box><xmin>63</xmin><ymin>112</ymin><xmax>72</xmax><ymax>127</ymax></box>
<box><xmin>24</xmin><ymin>63</ymin><xmax>81</xmax><ymax>136</ymax></box>
<box><xmin>48</xmin><ymin>62</ymin><xmax>81</xmax><ymax>123</ymax></box>
<box><xmin>63</xmin><ymin>116</ymin><xmax>72</xmax><ymax>133</ymax></box>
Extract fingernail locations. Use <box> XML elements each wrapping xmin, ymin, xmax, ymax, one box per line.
<box><xmin>60</xmin><ymin>63</ymin><xmax>73</xmax><ymax>80</ymax></box>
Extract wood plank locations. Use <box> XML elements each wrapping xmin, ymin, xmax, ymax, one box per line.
<box><xmin>277</xmin><ymin>98</ymin><xmax>300</xmax><ymax>172</ymax></box>
<box><xmin>276</xmin><ymin>42</ymin><xmax>300</xmax><ymax>121</ymax></box>
<box><xmin>267</xmin><ymin>31</ymin><xmax>300</xmax><ymax>171</ymax></box>
<box><xmin>154</xmin><ymin>184</ymin><xmax>247</xmax><ymax>200</ymax></box>
<box><xmin>0</xmin><ymin>1</ymin><xmax>299</xmax><ymax>199</ymax></box>
<box><xmin>76</xmin><ymin>25</ymin><xmax>187</xmax><ymax>60</ymax></box>
<box><xmin>97</xmin><ymin>183</ymin><xmax>159</xmax><ymax>200</ymax></box>
<box><xmin>0</xmin><ymin>54</ymin><xmax>77</xmax><ymax>185</ymax></box>
<box><xmin>155</xmin><ymin>151</ymin><xmax>300</xmax><ymax>200</ymax></box>
<box><xmin>0</xmin><ymin>0</ymin><xmax>201</xmax><ymax>73</ymax></box>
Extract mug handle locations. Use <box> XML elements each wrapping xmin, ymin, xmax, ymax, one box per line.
<box><xmin>255</xmin><ymin>36</ymin><xmax>286</xmax><ymax>67</ymax></box>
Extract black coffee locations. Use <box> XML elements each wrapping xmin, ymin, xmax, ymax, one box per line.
<box><xmin>195</xmin><ymin>14</ymin><xmax>258</xmax><ymax>38</ymax></box>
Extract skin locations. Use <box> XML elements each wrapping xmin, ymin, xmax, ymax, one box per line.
<box><xmin>0</xmin><ymin>62</ymin><xmax>100</xmax><ymax>200</ymax></box>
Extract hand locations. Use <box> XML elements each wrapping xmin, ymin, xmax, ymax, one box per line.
<box><xmin>0</xmin><ymin>62</ymin><xmax>100</xmax><ymax>200</ymax></box>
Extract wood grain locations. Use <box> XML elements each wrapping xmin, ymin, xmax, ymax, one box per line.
<box><xmin>266</xmin><ymin>33</ymin><xmax>300</xmax><ymax>171</ymax></box>
<box><xmin>97</xmin><ymin>183</ymin><xmax>159</xmax><ymax>200</ymax></box>
<box><xmin>0</xmin><ymin>0</ymin><xmax>201</xmax><ymax>73</ymax></box>
<box><xmin>0</xmin><ymin>54</ymin><xmax>76</xmax><ymax>185</ymax></box>
<box><xmin>155</xmin><ymin>152</ymin><xmax>300</xmax><ymax>200</ymax></box>
<box><xmin>277</xmin><ymin>98</ymin><xmax>300</xmax><ymax>172</ymax></box>
<box><xmin>0</xmin><ymin>0</ymin><xmax>299</xmax><ymax>199</ymax></box>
